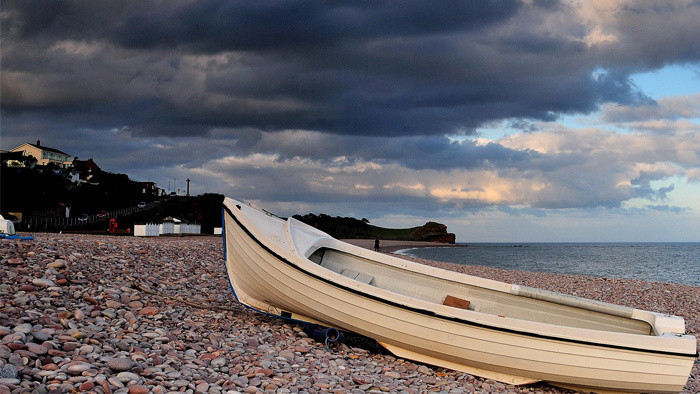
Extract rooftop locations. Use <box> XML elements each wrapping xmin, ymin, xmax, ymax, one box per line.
<box><xmin>26</xmin><ymin>143</ymin><xmax>70</xmax><ymax>156</ymax></box>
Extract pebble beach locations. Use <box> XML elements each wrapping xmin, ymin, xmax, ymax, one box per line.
<box><xmin>1</xmin><ymin>234</ymin><xmax>698</xmax><ymax>394</ymax></box>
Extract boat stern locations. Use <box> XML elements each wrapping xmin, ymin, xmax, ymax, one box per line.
<box><xmin>642</xmin><ymin>311</ymin><xmax>686</xmax><ymax>335</ymax></box>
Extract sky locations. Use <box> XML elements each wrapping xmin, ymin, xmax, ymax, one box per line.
<box><xmin>2</xmin><ymin>0</ymin><xmax>699</xmax><ymax>242</ymax></box>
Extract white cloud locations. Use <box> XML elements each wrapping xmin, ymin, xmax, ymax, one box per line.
<box><xmin>50</xmin><ymin>40</ymin><xmax>102</xmax><ymax>56</ymax></box>
<box><xmin>602</xmin><ymin>93</ymin><xmax>700</xmax><ymax>124</ymax></box>
<box><xmin>687</xmin><ymin>168</ymin><xmax>700</xmax><ymax>183</ymax></box>
<box><xmin>170</xmin><ymin>123</ymin><xmax>697</xmax><ymax>212</ymax></box>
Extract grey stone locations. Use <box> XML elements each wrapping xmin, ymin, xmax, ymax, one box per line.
<box><xmin>279</xmin><ymin>349</ymin><xmax>295</xmax><ymax>360</ymax></box>
<box><xmin>66</xmin><ymin>362</ymin><xmax>96</xmax><ymax>375</ymax></box>
<box><xmin>2</xmin><ymin>332</ymin><xmax>26</xmax><ymax>343</ymax></box>
<box><xmin>13</xmin><ymin>323</ymin><xmax>33</xmax><ymax>334</ymax></box>
<box><xmin>0</xmin><ymin>365</ymin><xmax>18</xmax><ymax>379</ymax></box>
<box><xmin>48</xmin><ymin>259</ymin><xmax>67</xmax><ymax>268</ymax></box>
<box><xmin>7</xmin><ymin>354</ymin><xmax>23</xmax><ymax>367</ymax></box>
<box><xmin>31</xmin><ymin>331</ymin><xmax>50</xmax><ymax>342</ymax></box>
<box><xmin>211</xmin><ymin>357</ymin><xmax>226</xmax><ymax>367</ymax></box>
<box><xmin>108</xmin><ymin>357</ymin><xmax>135</xmax><ymax>372</ymax></box>
<box><xmin>115</xmin><ymin>371</ymin><xmax>140</xmax><ymax>383</ymax></box>
<box><xmin>172</xmin><ymin>379</ymin><xmax>189</xmax><ymax>388</ymax></box>
<box><xmin>31</xmin><ymin>278</ymin><xmax>56</xmax><ymax>288</ymax></box>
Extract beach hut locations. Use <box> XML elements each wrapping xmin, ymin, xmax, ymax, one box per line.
<box><xmin>0</xmin><ymin>215</ymin><xmax>16</xmax><ymax>235</ymax></box>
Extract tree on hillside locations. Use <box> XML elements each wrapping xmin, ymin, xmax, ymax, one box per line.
<box><xmin>293</xmin><ymin>213</ymin><xmax>371</xmax><ymax>238</ymax></box>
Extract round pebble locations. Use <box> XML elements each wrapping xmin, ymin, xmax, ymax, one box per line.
<box><xmin>128</xmin><ymin>385</ymin><xmax>148</xmax><ymax>394</ymax></box>
<box><xmin>26</xmin><ymin>343</ymin><xmax>47</xmax><ymax>355</ymax></box>
<box><xmin>0</xmin><ymin>365</ymin><xmax>18</xmax><ymax>379</ymax></box>
<box><xmin>49</xmin><ymin>259</ymin><xmax>67</xmax><ymax>268</ymax></box>
<box><xmin>116</xmin><ymin>371</ymin><xmax>140</xmax><ymax>383</ymax></box>
<box><xmin>31</xmin><ymin>278</ymin><xmax>56</xmax><ymax>288</ymax></box>
<box><xmin>211</xmin><ymin>357</ymin><xmax>226</xmax><ymax>367</ymax></box>
<box><xmin>31</xmin><ymin>331</ymin><xmax>49</xmax><ymax>342</ymax></box>
<box><xmin>105</xmin><ymin>300</ymin><xmax>121</xmax><ymax>309</ymax></box>
<box><xmin>13</xmin><ymin>323</ymin><xmax>33</xmax><ymax>334</ymax></box>
<box><xmin>138</xmin><ymin>306</ymin><xmax>159</xmax><ymax>315</ymax></box>
<box><xmin>107</xmin><ymin>358</ymin><xmax>134</xmax><ymax>372</ymax></box>
<box><xmin>6</xmin><ymin>258</ymin><xmax>23</xmax><ymax>265</ymax></box>
<box><xmin>66</xmin><ymin>362</ymin><xmax>95</xmax><ymax>375</ymax></box>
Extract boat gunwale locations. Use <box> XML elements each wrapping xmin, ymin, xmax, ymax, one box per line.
<box><xmin>222</xmin><ymin>202</ymin><xmax>698</xmax><ymax>359</ymax></box>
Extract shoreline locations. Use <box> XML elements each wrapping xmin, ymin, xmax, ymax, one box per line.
<box><xmin>350</xmin><ymin>238</ymin><xmax>700</xmax><ymax>287</ymax></box>
<box><xmin>1</xmin><ymin>233</ymin><xmax>697</xmax><ymax>393</ymax></box>
<box><xmin>343</xmin><ymin>238</ymin><xmax>465</xmax><ymax>253</ymax></box>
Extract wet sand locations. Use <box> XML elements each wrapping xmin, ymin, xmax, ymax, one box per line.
<box><xmin>1</xmin><ymin>234</ymin><xmax>697</xmax><ymax>393</ymax></box>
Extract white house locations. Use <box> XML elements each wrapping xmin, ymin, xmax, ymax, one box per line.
<box><xmin>11</xmin><ymin>140</ymin><xmax>73</xmax><ymax>167</ymax></box>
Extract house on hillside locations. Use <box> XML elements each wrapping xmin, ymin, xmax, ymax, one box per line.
<box><xmin>138</xmin><ymin>181</ymin><xmax>165</xmax><ymax>197</ymax></box>
<box><xmin>73</xmin><ymin>158</ymin><xmax>101</xmax><ymax>173</ymax></box>
<box><xmin>0</xmin><ymin>150</ymin><xmax>35</xmax><ymax>168</ymax></box>
<box><xmin>70</xmin><ymin>158</ymin><xmax>102</xmax><ymax>184</ymax></box>
<box><xmin>10</xmin><ymin>140</ymin><xmax>73</xmax><ymax>168</ymax></box>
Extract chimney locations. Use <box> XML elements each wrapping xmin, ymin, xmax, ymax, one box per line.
<box><xmin>186</xmin><ymin>178</ymin><xmax>191</xmax><ymax>197</ymax></box>
<box><xmin>36</xmin><ymin>139</ymin><xmax>41</xmax><ymax>146</ymax></box>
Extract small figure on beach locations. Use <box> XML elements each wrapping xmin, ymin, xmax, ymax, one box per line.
<box><xmin>374</xmin><ymin>238</ymin><xmax>380</xmax><ymax>252</ymax></box>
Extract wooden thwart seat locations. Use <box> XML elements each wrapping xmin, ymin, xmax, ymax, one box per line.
<box><xmin>443</xmin><ymin>295</ymin><xmax>470</xmax><ymax>310</ymax></box>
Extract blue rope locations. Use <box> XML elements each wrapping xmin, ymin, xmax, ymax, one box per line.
<box><xmin>0</xmin><ymin>234</ymin><xmax>34</xmax><ymax>240</ymax></box>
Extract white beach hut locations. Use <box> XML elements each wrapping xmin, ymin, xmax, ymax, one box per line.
<box><xmin>133</xmin><ymin>216</ymin><xmax>201</xmax><ymax>236</ymax></box>
<box><xmin>0</xmin><ymin>215</ymin><xmax>16</xmax><ymax>235</ymax></box>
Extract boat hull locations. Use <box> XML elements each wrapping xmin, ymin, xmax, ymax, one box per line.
<box><xmin>222</xmin><ymin>200</ymin><xmax>695</xmax><ymax>393</ymax></box>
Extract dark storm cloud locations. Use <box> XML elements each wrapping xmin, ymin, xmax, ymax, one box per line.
<box><xmin>110</xmin><ymin>1</ymin><xmax>520</xmax><ymax>52</ymax></box>
<box><xmin>3</xmin><ymin>1</ymin><xmax>129</xmax><ymax>39</ymax></box>
<box><xmin>5</xmin><ymin>1</ymin><xmax>521</xmax><ymax>54</ymax></box>
<box><xmin>249</xmin><ymin>131</ymin><xmax>539</xmax><ymax>171</ymax></box>
<box><xmin>7</xmin><ymin>0</ymin><xmax>698</xmax><ymax>139</ymax></box>
<box><xmin>2</xmin><ymin>0</ymin><xmax>700</xmax><ymax>220</ymax></box>
<box><xmin>592</xmin><ymin>71</ymin><xmax>655</xmax><ymax>106</ymax></box>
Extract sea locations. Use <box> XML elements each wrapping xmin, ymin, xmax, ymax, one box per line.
<box><xmin>396</xmin><ymin>243</ymin><xmax>700</xmax><ymax>286</ymax></box>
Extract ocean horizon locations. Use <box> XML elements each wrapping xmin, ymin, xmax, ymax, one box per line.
<box><xmin>396</xmin><ymin>242</ymin><xmax>700</xmax><ymax>286</ymax></box>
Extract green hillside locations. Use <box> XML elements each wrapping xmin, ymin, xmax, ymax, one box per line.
<box><xmin>293</xmin><ymin>213</ymin><xmax>455</xmax><ymax>243</ymax></box>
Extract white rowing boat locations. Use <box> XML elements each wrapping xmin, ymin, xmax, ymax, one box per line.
<box><xmin>222</xmin><ymin>198</ymin><xmax>696</xmax><ymax>393</ymax></box>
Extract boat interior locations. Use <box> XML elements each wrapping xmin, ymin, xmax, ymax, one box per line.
<box><xmin>308</xmin><ymin>247</ymin><xmax>654</xmax><ymax>336</ymax></box>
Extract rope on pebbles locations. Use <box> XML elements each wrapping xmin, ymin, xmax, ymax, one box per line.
<box><xmin>130</xmin><ymin>281</ymin><xmax>242</xmax><ymax>312</ymax></box>
<box><xmin>130</xmin><ymin>280</ymin><xmax>348</xmax><ymax>348</ymax></box>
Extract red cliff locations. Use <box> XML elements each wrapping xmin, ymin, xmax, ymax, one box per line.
<box><xmin>409</xmin><ymin>222</ymin><xmax>456</xmax><ymax>244</ymax></box>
